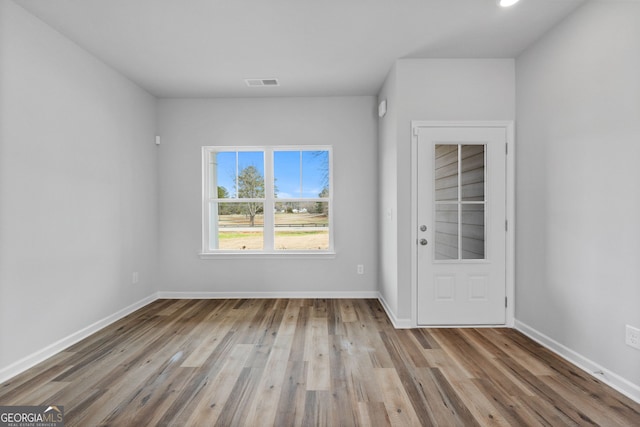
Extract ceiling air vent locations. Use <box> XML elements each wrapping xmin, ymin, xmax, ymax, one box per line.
<box><xmin>245</xmin><ymin>78</ymin><xmax>279</xmax><ymax>87</ymax></box>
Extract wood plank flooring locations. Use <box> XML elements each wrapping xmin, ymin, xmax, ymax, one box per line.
<box><xmin>1</xmin><ymin>299</ymin><xmax>638</xmax><ymax>426</ymax></box>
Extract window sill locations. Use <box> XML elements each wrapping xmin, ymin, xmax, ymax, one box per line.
<box><xmin>198</xmin><ymin>251</ymin><xmax>336</xmax><ymax>260</ymax></box>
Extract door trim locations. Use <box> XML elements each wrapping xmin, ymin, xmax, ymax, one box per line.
<box><xmin>410</xmin><ymin>121</ymin><xmax>515</xmax><ymax>328</ymax></box>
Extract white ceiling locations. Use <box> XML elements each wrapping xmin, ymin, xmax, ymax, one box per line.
<box><xmin>16</xmin><ymin>0</ymin><xmax>584</xmax><ymax>98</ymax></box>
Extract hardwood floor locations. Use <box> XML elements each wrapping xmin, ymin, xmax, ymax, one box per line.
<box><xmin>1</xmin><ymin>299</ymin><xmax>638</xmax><ymax>426</ymax></box>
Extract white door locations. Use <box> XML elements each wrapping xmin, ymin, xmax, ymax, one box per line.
<box><xmin>417</xmin><ymin>126</ymin><xmax>506</xmax><ymax>325</ymax></box>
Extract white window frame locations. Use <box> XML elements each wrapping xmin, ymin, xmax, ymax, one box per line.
<box><xmin>200</xmin><ymin>145</ymin><xmax>334</xmax><ymax>258</ymax></box>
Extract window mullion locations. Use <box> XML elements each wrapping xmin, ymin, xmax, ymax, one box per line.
<box><xmin>263</xmin><ymin>148</ymin><xmax>275</xmax><ymax>250</ymax></box>
<box><xmin>202</xmin><ymin>148</ymin><xmax>211</xmax><ymax>252</ymax></box>
<box><xmin>299</xmin><ymin>150</ymin><xmax>303</xmax><ymax>198</ymax></box>
<box><xmin>458</xmin><ymin>144</ymin><xmax>462</xmax><ymax>260</ymax></box>
<box><xmin>209</xmin><ymin>151</ymin><xmax>218</xmax><ymax>251</ymax></box>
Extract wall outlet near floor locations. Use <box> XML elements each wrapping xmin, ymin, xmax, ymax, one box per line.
<box><xmin>357</xmin><ymin>264</ymin><xmax>364</xmax><ymax>275</ymax></box>
<box><xmin>625</xmin><ymin>325</ymin><xmax>640</xmax><ymax>350</ymax></box>
<box><xmin>132</xmin><ymin>271</ymin><xmax>139</xmax><ymax>284</ymax></box>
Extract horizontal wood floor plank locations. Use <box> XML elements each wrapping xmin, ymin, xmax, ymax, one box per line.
<box><xmin>0</xmin><ymin>298</ymin><xmax>638</xmax><ymax>426</ymax></box>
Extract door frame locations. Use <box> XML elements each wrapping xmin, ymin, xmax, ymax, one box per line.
<box><xmin>410</xmin><ymin>121</ymin><xmax>515</xmax><ymax>327</ymax></box>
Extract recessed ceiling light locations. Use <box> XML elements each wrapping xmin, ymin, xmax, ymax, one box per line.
<box><xmin>245</xmin><ymin>78</ymin><xmax>280</xmax><ymax>87</ymax></box>
<box><xmin>498</xmin><ymin>0</ymin><xmax>520</xmax><ymax>7</ymax></box>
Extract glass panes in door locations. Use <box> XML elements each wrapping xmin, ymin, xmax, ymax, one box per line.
<box><xmin>434</xmin><ymin>144</ymin><xmax>486</xmax><ymax>260</ymax></box>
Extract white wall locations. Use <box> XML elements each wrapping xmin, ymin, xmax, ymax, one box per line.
<box><xmin>7</xmin><ymin>0</ymin><xmax>638</xmax><ymax>399</ymax></box>
<box><xmin>516</xmin><ymin>0</ymin><xmax>640</xmax><ymax>389</ymax></box>
<box><xmin>156</xmin><ymin>97</ymin><xmax>378</xmax><ymax>295</ymax></box>
<box><xmin>378</xmin><ymin>59</ymin><xmax>515</xmax><ymax>321</ymax></box>
<box><xmin>377</xmin><ymin>64</ymin><xmax>399</xmax><ymax>315</ymax></box>
<box><xmin>0</xmin><ymin>0</ymin><xmax>158</xmax><ymax>371</ymax></box>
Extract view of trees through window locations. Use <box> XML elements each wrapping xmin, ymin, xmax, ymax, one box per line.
<box><xmin>205</xmin><ymin>148</ymin><xmax>331</xmax><ymax>251</ymax></box>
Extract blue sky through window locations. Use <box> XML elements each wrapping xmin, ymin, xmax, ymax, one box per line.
<box><xmin>215</xmin><ymin>150</ymin><xmax>328</xmax><ymax>199</ymax></box>
<box><xmin>275</xmin><ymin>150</ymin><xmax>328</xmax><ymax>199</ymax></box>
<box><xmin>215</xmin><ymin>151</ymin><xmax>264</xmax><ymax>198</ymax></box>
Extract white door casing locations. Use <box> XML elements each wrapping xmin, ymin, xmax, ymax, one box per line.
<box><xmin>414</xmin><ymin>124</ymin><xmax>510</xmax><ymax>326</ymax></box>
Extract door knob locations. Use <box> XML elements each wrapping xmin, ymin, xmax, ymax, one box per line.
<box><xmin>420</xmin><ymin>238</ymin><xmax>428</xmax><ymax>246</ymax></box>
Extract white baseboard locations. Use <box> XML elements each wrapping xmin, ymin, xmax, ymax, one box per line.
<box><xmin>0</xmin><ymin>293</ymin><xmax>157</xmax><ymax>385</ymax></box>
<box><xmin>156</xmin><ymin>290</ymin><xmax>379</xmax><ymax>299</ymax></box>
<box><xmin>515</xmin><ymin>320</ymin><xmax>640</xmax><ymax>404</ymax></box>
<box><xmin>377</xmin><ymin>292</ymin><xmax>412</xmax><ymax>329</ymax></box>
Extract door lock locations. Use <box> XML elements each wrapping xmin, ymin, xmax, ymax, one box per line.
<box><xmin>420</xmin><ymin>225</ymin><xmax>427</xmax><ymax>232</ymax></box>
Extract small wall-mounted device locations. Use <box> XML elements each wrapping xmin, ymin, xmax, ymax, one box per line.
<box><xmin>378</xmin><ymin>100</ymin><xmax>387</xmax><ymax>118</ymax></box>
<box><xmin>155</xmin><ymin>136</ymin><xmax>161</xmax><ymax>145</ymax></box>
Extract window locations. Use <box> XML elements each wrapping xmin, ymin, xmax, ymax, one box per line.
<box><xmin>434</xmin><ymin>144</ymin><xmax>486</xmax><ymax>260</ymax></box>
<box><xmin>202</xmin><ymin>146</ymin><xmax>333</xmax><ymax>255</ymax></box>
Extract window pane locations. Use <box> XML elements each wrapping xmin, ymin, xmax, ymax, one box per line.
<box><xmin>461</xmin><ymin>204</ymin><xmax>485</xmax><ymax>259</ymax></box>
<box><xmin>274</xmin><ymin>201</ymin><xmax>329</xmax><ymax>250</ymax></box>
<box><xmin>461</xmin><ymin>145</ymin><xmax>485</xmax><ymax>201</ymax></box>
<box><xmin>302</xmin><ymin>151</ymin><xmax>329</xmax><ymax>198</ymax></box>
<box><xmin>214</xmin><ymin>151</ymin><xmax>264</xmax><ymax>199</ymax></box>
<box><xmin>435</xmin><ymin>203</ymin><xmax>458</xmax><ymax>260</ymax></box>
<box><xmin>274</xmin><ymin>151</ymin><xmax>299</xmax><ymax>198</ymax></box>
<box><xmin>217</xmin><ymin>202</ymin><xmax>264</xmax><ymax>250</ymax></box>
<box><xmin>214</xmin><ymin>152</ymin><xmax>236</xmax><ymax>198</ymax></box>
<box><xmin>435</xmin><ymin>145</ymin><xmax>458</xmax><ymax>201</ymax></box>
<box><xmin>237</xmin><ymin>152</ymin><xmax>265</xmax><ymax>199</ymax></box>
<box><xmin>274</xmin><ymin>150</ymin><xmax>330</xmax><ymax>198</ymax></box>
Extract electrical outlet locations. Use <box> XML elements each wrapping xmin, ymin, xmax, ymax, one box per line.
<box><xmin>626</xmin><ymin>325</ymin><xmax>640</xmax><ymax>350</ymax></box>
<box><xmin>357</xmin><ymin>264</ymin><xmax>364</xmax><ymax>275</ymax></box>
<box><xmin>132</xmin><ymin>272</ymin><xmax>139</xmax><ymax>284</ymax></box>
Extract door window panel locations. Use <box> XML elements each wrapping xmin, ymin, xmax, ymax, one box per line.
<box><xmin>461</xmin><ymin>204</ymin><xmax>485</xmax><ymax>259</ymax></box>
<box><xmin>435</xmin><ymin>204</ymin><xmax>459</xmax><ymax>260</ymax></box>
<box><xmin>435</xmin><ymin>145</ymin><xmax>458</xmax><ymax>201</ymax></box>
<box><xmin>434</xmin><ymin>144</ymin><xmax>486</xmax><ymax>260</ymax></box>
<box><xmin>461</xmin><ymin>145</ymin><xmax>485</xmax><ymax>201</ymax></box>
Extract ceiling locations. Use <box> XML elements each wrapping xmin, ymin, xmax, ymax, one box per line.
<box><xmin>16</xmin><ymin>0</ymin><xmax>584</xmax><ymax>98</ymax></box>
